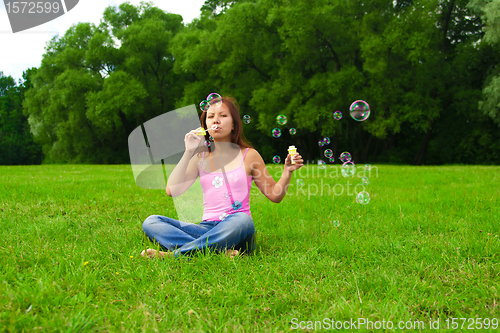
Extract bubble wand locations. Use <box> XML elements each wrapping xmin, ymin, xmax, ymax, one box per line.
<box><xmin>195</xmin><ymin>124</ymin><xmax>217</xmax><ymax>135</ymax></box>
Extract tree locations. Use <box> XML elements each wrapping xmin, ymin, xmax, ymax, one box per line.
<box><xmin>23</xmin><ymin>2</ymin><xmax>185</xmax><ymax>163</ymax></box>
<box><xmin>0</xmin><ymin>70</ymin><xmax>42</xmax><ymax>165</ymax></box>
<box><xmin>201</xmin><ymin>0</ymin><xmax>242</xmax><ymax>17</ymax></box>
<box><xmin>18</xmin><ymin>0</ymin><xmax>500</xmax><ymax>165</ymax></box>
<box><xmin>172</xmin><ymin>0</ymin><xmax>500</xmax><ymax>164</ymax></box>
<box><xmin>470</xmin><ymin>0</ymin><xmax>500</xmax><ymax>126</ymax></box>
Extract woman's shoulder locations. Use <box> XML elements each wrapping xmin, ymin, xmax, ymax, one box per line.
<box><xmin>243</xmin><ymin>148</ymin><xmax>265</xmax><ymax>166</ymax></box>
<box><xmin>243</xmin><ymin>147</ymin><xmax>259</xmax><ymax>158</ymax></box>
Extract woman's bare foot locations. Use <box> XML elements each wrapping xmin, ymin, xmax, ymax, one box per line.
<box><xmin>141</xmin><ymin>248</ymin><xmax>171</xmax><ymax>259</ymax></box>
<box><xmin>141</xmin><ymin>248</ymin><xmax>239</xmax><ymax>259</ymax></box>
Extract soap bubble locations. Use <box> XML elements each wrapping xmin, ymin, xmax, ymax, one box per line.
<box><xmin>243</xmin><ymin>115</ymin><xmax>251</xmax><ymax>124</ymax></box>
<box><xmin>333</xmin><ymin>111</ymin><xmax>342</xmax><ymax>120</ymax></box>
<box><xmin>318</xmin><ymin>160</ymin><xmax>326</xmax><ymax>169</ymax></box>
<box><xmin>289</xmin><ymin>128</ymin><xmax>297</xmax><ymax>135</ymax></box>
<box><xmin>361</xmin><ymin>177</ymin><xmax>369</xmax><ymax>185</ymax></box>
<box><xmin>207</xmin><ymin>93</ymin><xmax>222</xmax><ymax>107</ymax></box>
<box><xmin>324</xmin><ymin>149</ymin><xmax>333</xmax><ymax>158</ymax></box>
<box><xmin>276</xmin><ymin>115</ymin><xmax>287</xmax><ymax>125</ymax></box>
<box><xmin>318</xmin><ymin>140</ymin><xmax>325</xmax><ymax>147</ymax></box>
<box><xmin>199</xmin><ymin>100</ymin><xmax>209</xmax><ymax>112</ymax></box>
<box><xmin>204</xmin><ymin>141</ymin><xmax>211</xmax><ymax>147</ymax></box>
<box><xmin>323</xmin><ymin>137</ymin><xmax>331</xmax><ymax>145</ymax></box>
<box><xmin>341</xmin><ymin>161</ymin><xmax>356</xmax><ymax>177</ymax></box>
<box><xmin>332</xmin><ymin>220</ymin><xmax>340</xmax><ymax>227</ymax></box>
<box><xmin>350</xmin><ymin>100</ymin><xmax>371</xmax><ymax>121</ymax></box>
<box><xmin>272</xmin><ymin>128</ymin><xmax>282</xmax><ymax>138</ymax></box>
<box><xmin>356</xmin><ymin>191</ymin><xmax>370</xmax><ymax>205</ymax></box>
<box><xmin>273</xmin><ymin>155</ymin><xmax>281</xmax><ymax>164</ymax></box>
<box><xmin>329</xmin><ymin>157</ymin><xmax>335</xmax><ymax>163</ymax></box>
<box><xmin>340</xmin><ymin>152</ymin><xmax>352</xmax><ymax>163</ymax></box>
<box><xmin>209</xmin><ymin>135</ymin><xmax>214</xmax><ymax>141</ymax></box>
<box><xmin>364</xmin><ymin>164</ymin><xmax>372</xmax><ymax>171</ymax></box>
<box><xmin>297</xmin><ymin>179</ymin><xmax>304</xmax><ymax>186</ymax></box>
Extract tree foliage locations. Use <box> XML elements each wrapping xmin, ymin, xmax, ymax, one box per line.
<box><xmin>7</xmin><ymin>0</ymin><xmax>500</xmax><ymax>165</ymax></box>
<box><xmin>0</xmin><ymin>70</ymin><xmax>42</xmax><ymax>165</ymax></box>
<box><xmin>172</xmin><ymin>0</ymin><xmax>500</xmax><ymax>164</ymax></box>
<box><xmin>22</xmin><ymin>1</ymin><xmax>184</xmax><ymax>163</ymax></box>
<box><xmin>470</xmin><ymin>0</ymin><xmax>500</xmax><ymax>127</ymax></box>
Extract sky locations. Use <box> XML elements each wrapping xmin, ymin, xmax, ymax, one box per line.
<box><xmin>0</xmin><ymin>0</ymin><xmax>207</xmax><ymax>83</ymax></box>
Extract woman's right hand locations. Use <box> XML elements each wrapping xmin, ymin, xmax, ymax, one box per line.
<box><xmin>184</xmin><ymin>127</ymin><xmax>205</xmax><ymax>151</ymax></box>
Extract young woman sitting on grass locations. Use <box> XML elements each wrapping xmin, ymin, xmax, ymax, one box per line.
<box><xmin>141</xmin><ymin>96</ymin><xmax>304</xmax><ymax>258</ymax></box>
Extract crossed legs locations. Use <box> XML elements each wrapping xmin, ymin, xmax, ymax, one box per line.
<box><xmin>141</xmin><ymin>212</ymin><xmax>255</xmax><ymax>259</ymax></box>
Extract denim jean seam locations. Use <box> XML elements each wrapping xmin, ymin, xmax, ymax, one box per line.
<box><xmin>168</xmin><ymin>221</ymin><xmax>208</xmax><ymax>239</ymax></box>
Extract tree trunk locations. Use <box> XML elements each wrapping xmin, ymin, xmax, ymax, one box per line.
<box><xmin>413</xmin><ymin>126</ymin><xmax>433</xmax><ymax>165</ymax></box>
<box><xmin>372</xmin><ymin>138</ymin><xmax>380</xmax><ymax>162</ymax></box>
<box><xmin>350</xmin><ymin>123</ymin><xmax>358</xmax><ymax>163</ymax></box>
<box><xmin>118</xmin><ymin>110</ymin><xmax>133</xmax><ymax>137</ymax></box>
<box><xmin>442</xmin><ymin>0</ymin><xmax>455</xmax><ymax>54</ymax></box>
<box><xmin>333</xmin><ymin>134</ymin><xmax>338</xmax><ymax>162</ymax></box>
<box><xmin>363</xmin><ymin>134</ymin><xmax>373</xmax><ymax>163</ymax></box>
<box><xmin>297</xmin><ymin>136</ymin><xmax>310</xmax><ymax>162</ymax></box>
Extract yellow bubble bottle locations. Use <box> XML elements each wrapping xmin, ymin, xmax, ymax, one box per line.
<box><xmin>288</xmin><ymin>145</ymin><xmax>298</xmax><ymax>164</ymax></box>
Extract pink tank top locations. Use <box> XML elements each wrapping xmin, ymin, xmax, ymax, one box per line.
<box><xmin>198</xmin><ymin>148</ymin><xmax>253</xmax><ymax>221</ymax></box>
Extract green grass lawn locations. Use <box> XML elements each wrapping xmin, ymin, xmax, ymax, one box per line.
<box><xmin>0</xmin><ymin>164</ymin><xmax>499</xmax><ymax>332</ymax></box>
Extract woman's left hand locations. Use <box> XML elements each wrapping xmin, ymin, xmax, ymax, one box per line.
<box><xmin>284</xmin><ymin>154</ymin><xmax>304</xmax><ymax>173</ymax></box>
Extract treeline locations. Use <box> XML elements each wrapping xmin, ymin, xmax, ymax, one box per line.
<box><xmin>1</xmin><ymin>0</ymin><xmax>500</xmax><ymax>165</ymax></box>
<box><xmin>0</xmin><ymin>71</ymin><xmax>42</xmax><ymax>165</ymax></box>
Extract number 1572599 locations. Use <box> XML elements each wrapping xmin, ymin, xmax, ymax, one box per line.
<box><xmin>5</xmin><ymin>2</ymin><xmax>61</xmax><ymax>14</ymax></box>
<box><xmin>445</xmin><ymin>318</ymin><xmax>498</xmax><ymax>330</ymax></box>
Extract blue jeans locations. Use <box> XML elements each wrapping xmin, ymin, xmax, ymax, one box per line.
<box><xmin>142</xmin><ymin>212</ymin><xmax>256</xmax><ymax>258</ymax></box>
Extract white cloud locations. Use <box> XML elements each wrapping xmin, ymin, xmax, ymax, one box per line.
<box><xmin>0</xmin><ymin>0</ymin><xmax>206</xmax><ymax>81</ymax></box>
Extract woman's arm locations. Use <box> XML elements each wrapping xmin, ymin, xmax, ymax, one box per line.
<box><xmin>166</xmin><ymin>150</ymin><xmax>199</xmax><ymax>197</ymax></box>
<box><xmin>249</xmin><ymin>149</ymin><xmax>304</xmax><ymax>203</ymax></box>
<box><xmin>166</xmin><ymin>128</ymin><xmax>205</xmax><ymax>197</ymax></box>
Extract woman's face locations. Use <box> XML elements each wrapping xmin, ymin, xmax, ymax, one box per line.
<box><xmin>206</xmin><ymin>103</ymin><xmax>234</xmax><ymax>141</ymax></box>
